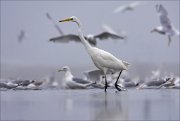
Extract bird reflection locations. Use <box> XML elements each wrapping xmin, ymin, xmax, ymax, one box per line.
<box><xmin>90</xmin><ymin>92</ymin><xmax>128</xmax><ymax>120</ymax></box>
<box><xmin>143</xmin><ymin>99</ymin><xmax>151</xmax><ymax>120</ymax></box>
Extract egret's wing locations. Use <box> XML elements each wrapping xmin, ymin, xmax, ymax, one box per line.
<box><xmin>49</xmin><ymin>34</ymin><xmax>81</xmax><ymax>43</ymax></box>
<box><xmin>72</xmin><ymin>77</ymin><xmax>91</xmax><ymax>84</ymax></box>
<box><xmin>94</xmin><ymin>32</ymin><xmax>125</xmax><ymax>40</ymax></box>
<box><xmin>46</xmin><ymin>13</ymin><xmax>64</xmax><ymax>35</ymax></box>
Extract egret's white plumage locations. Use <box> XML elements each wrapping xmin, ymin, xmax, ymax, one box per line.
<box><xmin>58</xmin><ymin>66</ymin><xmax>95</xmax><ymax>89</ymax></box>
<box><xmin>151</xmin><ymin>4</ymin><xmax>179</xmax><ymax>46</ymax></box>
<box><xmin>113</xmin><ymin>1</ymin><xmax>142</xmax><ymax>13</ymax></box>
<box><xmin>59</xmin><ymin>16</ymin><xmax>130</xmax><ymax>92</ymax></box>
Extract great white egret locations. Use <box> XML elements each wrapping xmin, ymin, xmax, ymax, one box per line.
<box><xmin>151</xmin><ymin>4</ymin><xmax>179</xmax><ymax>46</ymax></box>
<box><xmin>49</xmin><ymin>31</ymin><xmax>126</xmax><ymax>46</ymax></box>
<box><xmin>58</xmin><ymin>66</ymin><xmax>95</xmax><ymax>89</ymax></box>
<box><xmin>59</xmin><ymin>16</ymin><xmax>130</xmax><ymax>92</ymax></box>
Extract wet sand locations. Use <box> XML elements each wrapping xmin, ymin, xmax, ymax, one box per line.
<box><xmin>1</xmin><ymin>89</ymin><xmax>179</xmax><ymax>120</ymax></box>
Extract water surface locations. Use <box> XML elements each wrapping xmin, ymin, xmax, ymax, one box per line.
<box><xmin>1</xmin><ymin>89</ymin><xmax>179</xmax><ymax>120</ymax></box>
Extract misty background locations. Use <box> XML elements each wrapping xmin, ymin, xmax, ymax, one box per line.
<box><xmin>1</xmin><ymin>1</ymin><xmax>179</xmax><ymax>80</ymax></box>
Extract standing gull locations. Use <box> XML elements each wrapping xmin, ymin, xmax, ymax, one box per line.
<box><xmin>59</xmin><ymin>16</ymin><xmax>130</xmax><ymax>92</ymax></box>
<box><xmin>151</xmin><ymin>4</ymin><xmax>179</xmax><ymax>46</ymax></box>
<box><xmin>58</xmin><ymin>66</ymin><xmax>95</xmax><ymax>89</ymax></box>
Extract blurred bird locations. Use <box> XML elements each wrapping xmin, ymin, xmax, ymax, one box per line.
<box><xmin>102</xmin><ymin>24</ymin><xmax>127</xmax><ymax>42</ymax></box>
<box><xmin>49</xmin><ymin>31</ymin><xmax>126</xmax><ymax>46</ymax></box>
<box><xmin>151</xmin><ymin>4</ymin><xmax>179</xmax><ymax>46</ymax></box>
<box><xmin>118</xmin><ymin>78</ymin><xmax>139</xmax><ymax>88</ymax></box>
<box><xmin>58</xmin><ymin>66</ymin><xmax>95</xmax><ymax>89</ymax></box>
<box><xmin>0</xmin><ymin>81</ymin><xmax>18</xmax><ymax>89</ymax></box>
<box><xmin>18</xmin><ymin>30</ymin><xmax>27</xmax><ymax>43</ymax></box>
<box><xmin>46</xmin><ymin>12</ymin><xmax>64</xmax><ymax>35</ymax></box>
<box><xmin>113</xmin><ymin>1</ymin><xmax>142</xmax><ymax>13</ymax></box>
<box><xmin>137</xmin><ymin>78</ymin><xmax>170</xmax><ymax>89</ymax></box>
<box><xmin>59</xmin><ymin>16</ymin><xmax>130</xmax><ymax>92</ymax></box>
<box><xmin>13</xmin><ymin>79</ymin><xmax>35</xmax><ymax>86</ymax></box>
<box><xmin>160</xmin><ymin>77</ymin><xmax>180</xmax><ymax>89</ymax></box>
<box><xmin>83</xmin><ymin>69</ymin><xmax>115</xmax><ymax>82</ymax></box>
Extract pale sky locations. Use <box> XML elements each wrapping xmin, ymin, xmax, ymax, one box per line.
<box><xmin>1</xmin><ymin>1</ymin><xmax>179</xmax><ymax>68</ymax></box>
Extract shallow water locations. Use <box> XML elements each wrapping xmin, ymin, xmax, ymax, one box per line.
<box><xmin>1</xmin><ymin>89</ymin><xmax>179</xmax><ymax>120</ymax></box>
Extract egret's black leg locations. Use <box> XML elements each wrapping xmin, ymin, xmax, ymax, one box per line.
<box><xmin>115</xmin><ymin>70</ymin><xmax>123</xmax><ymax>91</ymax></box>
<box><xmin>104</xmin><ymin>74</ymin><xmax>108</xmax><ymax>92</ymax></box>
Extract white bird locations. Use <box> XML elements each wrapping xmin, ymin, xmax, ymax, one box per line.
<box><xmin>0</xmin><ymin>81</ymin><xmax>18</xmax><ymax>89</ymax></box>
<box><xmin>58</xmin><ymin>66</ymin><xmax>95</xmax><ymax>89</ymax></box>
<box><xmin>151</xmin><ymin>69</ymin><xmax>161</xmax><ymax>80</ymax></box>
<box><xmin>137</xmin><ymin>78</ymin><xmax>170</xmax><ymax>89</ymax></box>
<box><xmin>118</xmin><ymin>78</ymin><xmax>139</xmax><ymax>88</ymax></box>
<box><xmin>46</xmin><ymin>13</ymin><xmax>64</xmax><ymax>35</ymax></box>
<box><xmin>83</xmin><ymin>69</ymin><xmax>114</xmax><ymax>82</ymax></box>
<box><xmin>49</xmin><ymin>31</ymin><xmax>126</xmax><ymax>46</ymax></box>
<box><xmin>59</xmin><ymin>16</ymin><xmax>130</xmax><ymax>92</ymax></box>
<box><xmin>160</xmin><ymin>77</ymin><xmax>180</xmax><ymax>89</ymax></box>
<box><xmin>113</xmin><ymin>1</ymin><xmax>142</xmax><ymax>13</ymax></box>
<box><xmin>151</xmin><ymin>4</ymin><xmax>180</xmax><ymax>46</ymax></box>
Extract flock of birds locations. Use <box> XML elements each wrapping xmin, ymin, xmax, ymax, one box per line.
<box><xmin>3</xmin><ymin>3</ymin><xmax>179</xmax><ymax>92</ymax></box>
<box><xmin>0</xmin><ymin>66</ymin><xmax>179</xmax><ymax>91</ymax></box>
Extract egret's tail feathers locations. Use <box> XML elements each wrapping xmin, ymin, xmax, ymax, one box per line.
<box><xmin>123</xmin><ymin>61</ymin><xmax>130</xmax><ymax>68</ymax></box>
<box><xmin>123</xmin><ymin>61</ymin><xmax>130</xmax><ymax>66</ymax></box>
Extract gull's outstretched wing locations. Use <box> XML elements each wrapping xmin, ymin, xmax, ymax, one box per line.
<box><xmin>83</xmin><ymin>69</ymin><xmax>104</xmax><ymax>82</ymax></box>
<box><xmin>50</xmin><ymin>34</ymin><xmax>96</xmax><ymax>46</ymax></box>
<box><xmin>46</xmin><ymin>13</ymin><xmax>64</xmax><ymax>35</ymax></box>
<box><xmin>49</xmin><ymin>34</ymin><xmax>81</xmax><ymax>43</ymax></box>
<box><xmin>113</xmin><ymin>1</ymin><xmax>141</xmax><ymax>13</ymax></box>
<box><xmin>156</xmin><ymin>4</ymin><xmax>168</xmax><ymax>16</ymax></box>
<box><xmin>156</xmin><ymin>4</ymin><xmax>172</xmax><ymax>31</ymax></box>
<box><xmin>94</xmin><ymin>32</ymin><xmax>125</xmax><ymax>40</ymax></box>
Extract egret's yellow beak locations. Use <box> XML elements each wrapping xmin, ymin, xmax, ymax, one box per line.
<box><xmin>59</xmin><ymin>18</ymin><xmax>73</xmax><ymax>22</ymax></box>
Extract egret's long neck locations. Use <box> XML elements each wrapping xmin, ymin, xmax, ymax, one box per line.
<box><xmin>75</xmin><ymin>20</ymin><xmax>92</xmax><ymax>50</ymax></box>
